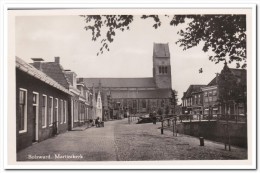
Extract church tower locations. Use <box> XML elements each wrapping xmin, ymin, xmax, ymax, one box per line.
<box><xmin>153</xmin><ymin>43</ymin><xmax>172</xmax><ymax>89</ymax></box>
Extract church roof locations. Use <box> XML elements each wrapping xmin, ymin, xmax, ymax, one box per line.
<box><xmin>111</xmin><ymin>89</ymin><xmax>171</xmax><ymax>99</ymax></box>
<box><xmin>153</xmin><ymin>43</ymin><xmax>170</xmax><ymax>58</ymax></box>
<box><xmin>82</xmin><ymin>78</ymin><xmax>156</xmax><ymax>88</ymax></box>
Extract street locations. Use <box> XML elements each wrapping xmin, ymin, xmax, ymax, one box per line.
<box><xmin>17</xmin><ymin>118</ymin><xmax>247</xmax><ymax>161</ymax></box>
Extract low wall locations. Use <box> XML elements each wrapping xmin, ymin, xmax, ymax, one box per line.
<box><xmin>176</xmin><ymin>121</ymin><xmax>247</xmax><ymax>148</ymax></box>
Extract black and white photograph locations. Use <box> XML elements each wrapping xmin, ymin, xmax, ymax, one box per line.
<box><xmin>3</xmin><ymin>4</ymin><xmax>256</xmax><ymax>170</ymax></box>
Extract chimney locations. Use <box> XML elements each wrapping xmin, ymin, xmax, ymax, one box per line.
<box><xmin>31</xmin><ymin>58</ymin><xmax>44</xmax><ymax>71</ymax></box>
<box><xmin>215</xmin><ymin>73</ymin><xmax>219</xmax><ymax>84</ymax></box>
<box><xmin>54</xmin><ymin>57</ymin><xmax>60</xmax><ymax>64</ymax></box>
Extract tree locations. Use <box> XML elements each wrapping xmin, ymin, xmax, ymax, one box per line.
<box><xmin>165</xmin><ymin>105</ymin><xmax>170</xmax><ymax>115</ymax></box>
<box><xmin>157</xmin><ymin>107</ymin><xmax>163</xmax><ymax>116</ymax></box>
<box><xmin>81</xmin><ymin>14</ymin><xmax>246</xmax><ymax>68</ymax></box>
<box><xmin>170</xmin><ymin>89</ymin><xmax>178</xmax><ymax>114</ymax></box>
<box><xmin>217</xmin><ymin>62</ymin><xmax>247</xmax><ymax>115</ymax></box>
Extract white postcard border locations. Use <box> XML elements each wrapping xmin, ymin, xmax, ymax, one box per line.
<box><xmin>2</xmin><ymin>1</ymin><xmax>257</xmax><ymax>170</ymax></box>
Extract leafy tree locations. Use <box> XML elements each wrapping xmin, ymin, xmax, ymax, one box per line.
<box><xmin>170</xmin><ymin>89</ymin><xmax>178</xmax><ymax>114</ymax></box>
<box><xmin>165</xmin><ymin>105</ymin><xmax>170</xmax><ymax>115</ymax></box>
<box><xmin>171</xmin><ymin>15</ymin><xmax>246</xmax><ymax>68</ymax></box>
<box><xmin>81</xmin><ymin>14</ymin><xmax>246</xmax><ymax>68</ymax></box>
<box><xmin>217</xmin><ymin>62</ymin><xmax>247</xmax><ymax>115</ymax></box>
<box><xmin>157</xmin><ymin>107</ymin><xmax>163</xmax><ymax>116</ymax></box>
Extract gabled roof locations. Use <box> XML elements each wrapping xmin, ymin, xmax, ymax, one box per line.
<box><xmin>208</xmin><ymin>77</ymin><xmax>217</xmax><ymax>86</ymax></box>
<box><xmin>182</xmin><ymin>85</ymin><xmax>206</xmax><ymax>99</ymax></box>
<box><xmin>208</xmin><ymin>68</ymin><xmax>247</xmax><ymax>86</ymax></box>
<box><xmin>153</xmin><ymin>43</ymin><xmax>170</xmax><ymax>58</ymax></box>
<box><xmin>31</xmin><ymin>62</ymin><xmax>70</xmax><ymax>89</ymax></box>
<box><xmin>82</xmin><ymin>78</ymin><xmax>156</xmax><ymax>88</ymax></box>
<box><xmin>16</xmin><ymin>57</ymin><xmax>70</xmax><ymax>95</ymax></box>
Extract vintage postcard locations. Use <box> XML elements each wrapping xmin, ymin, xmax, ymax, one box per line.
<box><xmin>4</xmin><ymin>3</ymin><xmax>256</xmax><ymax>170</ymax></box>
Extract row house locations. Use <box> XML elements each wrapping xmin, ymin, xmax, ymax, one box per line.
<box><xmin>16</xmin><ymin>57</ymin><xmax>71</xmax><ymax>151</ymax></box>
<box><xmin>16</xmin><ymin>56</ymin><xmax>106</xmax><ymax>151</ymax></box>
<box><xmin>31</xmin><ymin>57</ymin><xmax>94</xmax><ymax>130</ymax></box>
<box><xmin>181</xmin><ymin>85</ymin><xmax>206</xmax><ymax>115</ymax></box>
<box><xmin>201</xmin><ymin>85</ymin><xmax>219</xmax><ymax>116</ymax></box>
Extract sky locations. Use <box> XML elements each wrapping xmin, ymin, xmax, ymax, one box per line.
<box><xmin>15</xmin><ymin>14</ymin><xmax>237</xmax><ymax>104</ymax></box>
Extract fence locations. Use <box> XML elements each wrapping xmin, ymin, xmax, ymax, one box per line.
<box><xmin>159</xmin><ymin>114</ymin><xmax>246</xmax><ymax>123</ymax></box>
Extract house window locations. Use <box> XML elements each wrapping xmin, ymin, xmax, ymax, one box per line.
<box><xmin>55</xmin><ymin>98</ymin><xmax>58</xmax><ymax>124</ymax></box>
<box><xmin>204</xmin><ymin>92</ymin><xmax>208</xmax><ymax>97</ymax></box>
<box><xmin>49</xmin><ymin>97</ymin><xmax>53</xmax><ymax>126</ymax></box>
<box><xmin>162</xmin><ymin>66</ymin><xmax>165</xmax><ymax>74</ymax></box>
<box><xmin>42</xmin><ymin>95</ymin><xmax>47</xmax><ymax>128</ymax></box>
<box><xmin>198</xmin><ymin>95</ymin><xmax>201</xmax><ymax>104</ymax></box>
<box><xmin>209</xmin><ymin>96</ymin><xmax>213</xmax><ymax>102</ymax></box>
<box><xmin>60</xmin><ymin>100</ymin><xmax>63</xmax><ymax>124</ymax></box>
<box><xmin>133</xmin><ymin>100</ymin><xmax>137</xmax><ymax>108</ymax></box>
<box><xmin>87</xmin><ymin>108</ymin><xmax>89</xmax><ymax>119</ymax></box>
<box><xmin>213</xmin><ymin>90</ymin><xmax>217</xmax><ymax>96</ymax></box>
<box><xmin>19</xmin><ymin>88</ymin><xmax>27</xmax><ymax>133</ymax></box>
<box><xmin>78</xmin><ymin>103</ymin><xmax>81</xmax><ymax>121</ymax></box>
<box><xmin>64</xmin><ymin>101</ymin><xmax>67</xmax><ymax>123</ymax></box>
<box><xmin>165</xmin><ymin>66</ymin><xmax>168</xmax><ymax>74</ymax></box>
<box><xmin>208</xmin><ymin>91</ymin><xmax>213</xmax><ymax>96</ymax></box>
<box><xmin>142</xmin><ymin>99</ymin><xmax>146</xmax><ymax>108</ymax></box>
<box><xmin>74</xmin><ymin>101</ymin><xmax>78</xmax><ymax>122</ymax></box>
<box><xmin>86</xmin><ymin>92</ymin><xmax>89</xmax><ymax>102</ymax></box>
<box><xmin>161</xmin><ymin>100</ymin><xmax>164</xmax><ymax>107</ymax></box>
<box><xmin>81</xmin><ymin>104</ymin><xmax>84</xmax><ymax>122</ymax></box>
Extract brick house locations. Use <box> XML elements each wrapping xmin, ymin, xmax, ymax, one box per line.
<box><xmin>16</xmin><ymin>57</ymin><xmax>71</xmax><ymax>151</ymax></box>
<box><xmin>181</xmin><ymin>85</ymin><xmax>206</xmax><ymax>115</ymax></box>
<box><xmin>31</xmin><ymin>57</ymin><xmax>91</xmax><ymax>130</ymax></box>
<box><xmin>76</xmin><ymin>80</ymin><xmax>93</xmax><ymax>125</ymax></box>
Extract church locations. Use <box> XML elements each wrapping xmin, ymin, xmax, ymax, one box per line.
<box><xmin>78</xmin><ymin>43</ymin><xmax>173</xmax><ymax>120</ymax></box>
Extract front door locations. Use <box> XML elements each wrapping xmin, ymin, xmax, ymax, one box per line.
<box><xmin>53</xmin><ymin>98</ymin><xmax>58</xmax><ymax>135</ymax></box>
<box><xmin>32</xmin><ymin>92</ymin><xmax>39</xmax><ymax>142</ymax></box>
<box><xmin>32</xmin><ymin>106</ymin><xmax>36</xmax><ymax>142</ymax></box>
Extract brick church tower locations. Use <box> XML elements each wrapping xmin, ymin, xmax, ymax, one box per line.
<box><xmin>153</xmin><ymin>43</ymin><xmax>172</xmax><ymax>89</ymax></box>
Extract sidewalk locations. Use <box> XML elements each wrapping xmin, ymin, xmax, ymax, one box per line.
<box><xmin>17</xmin><ymin>120</ymin><xmax>118</xmax><ymax>161</ymax></box>
<box><xmin>71</xmin><ymin>124</ymin><xmax>91</xmax><ymax>131</ymax></box>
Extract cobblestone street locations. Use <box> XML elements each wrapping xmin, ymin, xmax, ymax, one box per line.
<box><xmin>17</xmin><ymin>119</ymin><xmax>247</xmax><ymax>161</ymax></box>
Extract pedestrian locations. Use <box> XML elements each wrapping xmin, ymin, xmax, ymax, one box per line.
<box><xmin>95</xmin><ymin>117</ymin><xmax>100</xmax><ymax>127</ymax></box>
<box><xmin>152</xmin><ymin>111</ymin><xmax>157</xmax><ymax>124</ymax></box>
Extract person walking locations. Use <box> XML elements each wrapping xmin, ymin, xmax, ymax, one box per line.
<box><xmin>95</xmin><ymin>117</ymin><xmax>100</xmax><ymax>127</ymax></box>
<box><xmin>152</xmin><ymin>111</ymin><xmax>157</xmax><ymax>124</ymax></box>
